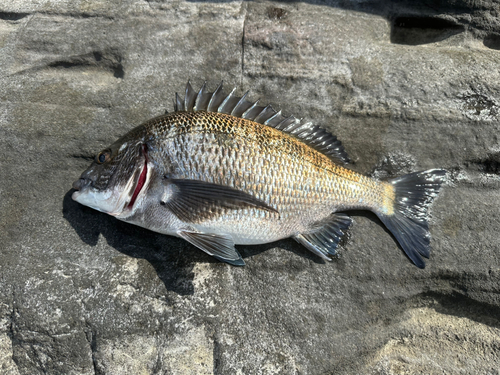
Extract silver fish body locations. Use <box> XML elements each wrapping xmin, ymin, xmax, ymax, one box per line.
<box><xmin>73</xmin><ymin>82</ymin><xmax>446</xmax><ymax>267</ymax></box>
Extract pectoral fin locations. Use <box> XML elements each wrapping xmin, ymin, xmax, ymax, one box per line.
<box><xmin>177</xmin><ymin>229</ymin><xmax>245</xmax><ymax>266</ymax></box>
<box><xmin>161</xmin><ymin>178</ymin><xmax>279</xmax><ymax>222</ymax></box>
<box><xmin>294</xmin><ymin>213</ymin><xmax>352</xmax><ymax>261</ymax></box>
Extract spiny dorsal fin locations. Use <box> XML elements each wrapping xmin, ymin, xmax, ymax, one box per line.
<box><xmin>175</xmin><ymin>81</ymin><xmax>350</xmax><ymax>164</ymax></box>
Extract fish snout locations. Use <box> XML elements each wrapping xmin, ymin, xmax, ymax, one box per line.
<box><xmin>72</xmin><ymin>177</ymin><xmax>91</xmax><ymax>191</ymax></box>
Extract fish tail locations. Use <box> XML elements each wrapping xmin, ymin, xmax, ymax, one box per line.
<box><xmin>376</xmin><ymin>169</ymin><xmax>447</xmax><ymax>268</ymax></box>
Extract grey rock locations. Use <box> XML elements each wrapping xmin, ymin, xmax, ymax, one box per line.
<box><xmin>1</xmin><ymin>0</ymin><xmax>500</xmax><ymax>374</ymax></box>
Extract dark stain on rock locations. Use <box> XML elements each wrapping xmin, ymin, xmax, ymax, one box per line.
<box><xmin>391</xmin><ymin>16</ymin><xmax>465</xmax><ymax>45</ymax></box>
<box><xmin>267</xmin><ymin>6</ymin><xmax>287</xmax><ymax>21</ymax></box>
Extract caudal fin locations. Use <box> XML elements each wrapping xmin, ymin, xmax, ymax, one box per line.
<box><xmin>376</xmin><ymin>169</ymin><xmax>447</xmax><ymax>268</ymax></box>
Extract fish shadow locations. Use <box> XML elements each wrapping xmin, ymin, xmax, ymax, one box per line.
<box><xmin>63</xmin><ymin>189</ymin><xmax>199</xmax><ymax>295</ymax></box>
<box><xmin>63</xmin><ymin>190</ymin><xmax>326</xmax><ymax>295</ymax></box>
<box><xmin>238</xmin><ymin>238</ymin><xmax>326</xmax><ymax>265</ymax></box>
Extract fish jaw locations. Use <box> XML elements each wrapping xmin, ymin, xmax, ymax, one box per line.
<box><xmin>72</xmin><ymin>155</ymin><xmax>152</xmax><ymax>218</ymax></box>
<box><xmin>72</xmin><ymin>185</ymin><xmax>126</xmax><ymax>215</ymax></box>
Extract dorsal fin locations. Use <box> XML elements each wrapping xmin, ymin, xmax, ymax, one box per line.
<box><xmin>175</xmin><ymin>81</ymin><xmax>350</xmax><ymax>164</ymax></box>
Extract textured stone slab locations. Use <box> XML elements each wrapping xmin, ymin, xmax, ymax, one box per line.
<box><xmin>1</xmin><ymin>1</ymin><xmax>500</xmax><ymax>374</ymax></box>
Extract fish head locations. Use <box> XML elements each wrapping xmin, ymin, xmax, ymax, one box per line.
<box><xmin>72</xmin><ymin>136</ymin><xmax>151</xmax><ymax>217</ymax></box>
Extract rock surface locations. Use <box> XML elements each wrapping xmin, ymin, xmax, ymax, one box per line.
<box><xmin>1</xmin><ymin>0</ymin><xmax>500</xmax><ymax>374</ymax></box>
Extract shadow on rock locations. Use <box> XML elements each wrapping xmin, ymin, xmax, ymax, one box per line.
<box><xmin>63</xmin><ymin>189</ymin><xmax>199</xmax><ymax>295</ymax></box>
<box><xmin>63</xmin><ymin>188</ymin><xmax>327</xmax><ymax>291</ymax></box>
<box><xmin>415</xmin><ymin>291</ymin><xmax>500</xmax><ymax>330</ymax></box>
<box><xmin>190</xmin><ymin>0</ymin><xmax>486</xmax><ymax>46</ymax></box>
<box><xmin>240</xmin><ymin>238</ymin><xmax>326</xmax><ymax>266</ymax></box>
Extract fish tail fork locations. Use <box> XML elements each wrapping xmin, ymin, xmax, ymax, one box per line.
<box><xmin>376</xmin><ymin>169</ymin><xmax>447</xmax><ymax>268</ymax></box>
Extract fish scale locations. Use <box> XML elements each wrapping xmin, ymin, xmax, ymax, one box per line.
<box><xmin>151</xmin><ymin>111</ymin><xmax>384</xmax><ymax>225</ymax></box>
<box><xmin>72</xmin><ymin>82</ymin><xmax>446</xmax><ymax>268</ymax></box>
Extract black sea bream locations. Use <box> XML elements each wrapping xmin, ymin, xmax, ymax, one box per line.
<box><xmin>72</xmin><ymin>82</ymin><xmax>446</xmax><ymax>267</ymax></box>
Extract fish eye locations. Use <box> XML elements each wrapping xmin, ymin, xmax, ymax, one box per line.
<box><xmin>96</xmin><ymin>150</ymin><xmax>111</xmax><ymax>164</ymax></box>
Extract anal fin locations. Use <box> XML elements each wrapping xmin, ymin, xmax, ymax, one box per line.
<box><xmin>177</xmin><ymin>229</ymin><xmax>245</xmax><ymax>266</ymax></box>
<box><xmin>294</xmin><ymin>213</ymin><xmax>352</xmax><ymax>261</ymax></box>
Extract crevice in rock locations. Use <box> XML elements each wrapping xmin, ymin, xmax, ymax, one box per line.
<box><xmin>8</xmin><ymin>292</ymin><xmax>20</xmax><ymax>372</ymax></box>
<box><xmin>0</xmin><ymin>12</ymin><xmax>30</xmax><ymax>21</ymax></box>
<box><xmin>152</xmin><ymin>348</ymin><xmax>163</xmax><ymax>375</ymax></box>
<box><xmin>35</xmin><ymin>11</ymin><xmax>115</xmax><ymax>20</ymax></box>
<box><xmin>49</xmin><ymin>61</ymin><xmax>88</xmax><ymax>69</ymax></box>
<box><xmin>212</xmin><ymin>336</ymin><xmax>222</xmax><ymax>373</ymax></box>
<box><xmin>240</xmin><ymin>2</ymin><xmax>247</xmax><ymax>81</ymax></box>
<box><xmin>66</xmin><ymin>12</ymin><xmax>115</xmax><ymax>20</ymax></box>
<box><xmin>8</xmin><ymin>318</ymin><xmax>20</xmax><ymax>372</ymax></box>
<box><xmin>93</xmin><ymin>51</ymin><xmax>125</xmax><ymax>79</ymax></box>
<box><xmin>47</xmin><ymin>50</ymin><xmax>125</xmax><ymax>79</ymax></box>
<box><xmin>85</xmin><ymin>326</ymin><xmax>100</xmax><ymax>375</ymax></box>
<box><xmin>484</xmin><ymin>33</ymin><xmax>500</xmax><ymax>50</ymax></box>
<box><xmin>241</xmin><ymin>24</ymin><xmax>245</xmax><ymax>79</ymax></box>
<box><xmin>390</xmin><ymin>16</ymin><xmax>465</xmax><ymax>45</ymax></box>
<box><xmin>466</xmin><ymin>154</ymin><xmax>500</xmax><ymax>175</ymax></box>
<box><xmin>71</xmin><ymin>153</ymin><xmax>95</xmax><ymax>162</ymax></box>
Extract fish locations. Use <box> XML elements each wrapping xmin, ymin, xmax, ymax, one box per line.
<box><xmin>72</xmin><ymin>81</ymin><xmax>446</xmax><ymax>268</ymax></box>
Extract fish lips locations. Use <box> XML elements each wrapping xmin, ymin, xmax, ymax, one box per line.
<box><xmin>71</xmin><ymin>183</ymin><xmax>115</xmax><ymax>214</ymax></box>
